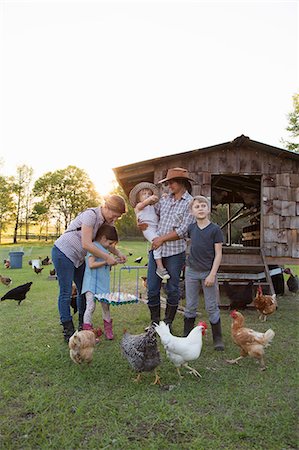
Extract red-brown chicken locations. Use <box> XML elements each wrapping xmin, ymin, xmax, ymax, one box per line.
<box><xmin>226</xmin><ymin>310</ymin><xmax>275</xmax><ymax>370</ymax></box>
<box><xmin>253</xmin><ymin>285</ymin><xmax>277</xmax><ymax>321</ymax></box>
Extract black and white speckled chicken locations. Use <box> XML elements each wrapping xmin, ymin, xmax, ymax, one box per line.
<box><xmin>120</xmin><ymin>325</ymin><xmax>161</xmax><ymax>385</ymax></box>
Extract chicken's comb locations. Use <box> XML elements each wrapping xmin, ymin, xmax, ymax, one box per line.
<box><xmin>257</xmin><ymin>285</ymin><xmax>263</xmax><ymax>293</ymax></box>
<box><xmin>198</xmin><ymin>321</ymin><xmax>208</xmax><ymax>329</ymax></box>
<box><xmin>230</xmin><ymin>309</ymin><xmax>238</xmax><ymax>317</ymax></box>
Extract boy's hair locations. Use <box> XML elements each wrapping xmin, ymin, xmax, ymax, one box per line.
<box><xmin>96</xmin><ymin>223</ymin><xmax>118</xmax><ymax>242</ymax></box>
<box><xmin>189</xmin><ymin>195</ymin><xmax>211</xmax><ymax>210</ymax></box>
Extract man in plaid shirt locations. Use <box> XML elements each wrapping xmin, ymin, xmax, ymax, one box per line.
<box><xmin>147</xmin><ymin>167</ymin><xmax>195</xmax><ymax>329</ymax></box>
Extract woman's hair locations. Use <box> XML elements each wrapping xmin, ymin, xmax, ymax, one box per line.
<box><xmin>96</xmin><ymin>223</ymin><xmax>119</xmax><ymax>242</ymax></box>
<box><xmin>104</xmin><ymin>194</ymin><xmax>127</xmax><ymax>215</ymax></box>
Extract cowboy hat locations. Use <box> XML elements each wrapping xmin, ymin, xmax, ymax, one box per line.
<box><xmin>158</xmin><ymin>167</ymin><xmax>194</xmax><ymax>184</ymax></box>
<box><xmin>129</xmin><ymin>182</ymin><xmax>160</xmax><ymax>208</ymax></box>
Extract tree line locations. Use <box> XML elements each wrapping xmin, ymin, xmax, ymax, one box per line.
<box><xmin>0</xmin><ymin>165</ymin><xmax>140</xmax><ymax>244</ymax></box>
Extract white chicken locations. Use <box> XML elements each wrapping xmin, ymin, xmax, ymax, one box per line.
<box><xmin>154</xmin><ymin>320</ymin><xmax>208</xmax><ymax>379</ymax></box>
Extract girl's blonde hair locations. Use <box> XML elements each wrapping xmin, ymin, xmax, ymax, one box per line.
<box><xmin>189</xmin><ymin>195</ymin><xmax>211</xmax><ymax>210</ymax></box>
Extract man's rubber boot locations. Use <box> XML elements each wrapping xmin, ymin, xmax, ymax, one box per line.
<box><xmin>164</xmin><ymin>303</ymin><xmax>178</xmax><ymax>333</ymax></box>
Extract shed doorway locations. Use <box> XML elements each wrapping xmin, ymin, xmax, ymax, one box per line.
<box><xmin>210</xmin><ymin>175</ymin><xmax>261</xmax><ymax>247</ymax></box>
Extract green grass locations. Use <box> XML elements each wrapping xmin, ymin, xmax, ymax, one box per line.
<box><xmin>0</xmin><ymin>243</ymin><xmax>298</xmax><ymax>449</ymax></box>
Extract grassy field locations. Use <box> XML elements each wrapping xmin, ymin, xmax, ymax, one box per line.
<box><xmin>0</xmin><ymin>243</ymin><xmax>298</xmax><ymax>449</ymax></box>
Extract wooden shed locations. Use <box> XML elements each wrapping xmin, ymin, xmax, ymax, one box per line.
<box><xmin>113</xmin><ymin>135</ymin><xmax>299</xmax><ymax>296</ymax></box>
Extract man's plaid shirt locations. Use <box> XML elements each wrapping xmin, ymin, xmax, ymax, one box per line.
<box><xmin>155</xmin><ymin>191</ymin><xmax>194</xmax><ymax>257</ymax></box>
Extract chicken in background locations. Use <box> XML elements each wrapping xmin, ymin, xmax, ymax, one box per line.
<box><xmin>0</xmin><ymin>274</ymin><xmax>12</xmax><ymax>286</ymax></box>
<box><xmin>41</xmin><ymin>256</ymin><xmax>52</xmax><ymax>265</ymax></box>
<box><xmin>4</xmin><ymin>259</ymin><xmax>10</xmax><ymax>269</ymax></box>
<box><xmin>253</xmin><ymin>285</ymin><xmax>277</xmax><ymax>321</ymax></box>
<box><xmin>34</xmin><ymin>266</ymin><xmax>44</xmax><ymax>274</ymax></box>
<box><xmin>154</xmin><ymin>321</ymin><xmax>208</xmax><ymax>379</ymax></box>
<box><xmin>226</xmin><ymin>310</ymin><xmax>275</xmax><ymax>371</ymax></box>
<box><xmin>223</xmin><ymin>280</ymin><xmax>254</xmax><ymax>309</ymax></box>
<box><xmin>283</xmin><ymin>268</ymin><xmax>299</xmax><ymax>294</ymax></box>
<box><xmin>70</xmin><ymin>282</ymin><xmax>78</xmax><ymax>315</ymax></box>
<box><xmin>0</xmin><ymin>282</ymin><xmax>33</xmax><ymax>305</ymax></box>
<box><xmin>120</xmin><ymin>325</ymin><xmax>161</xmax><ymax>385</ymax></box>
<box><xmin>69</xmin><ymin>330</ymin><xmax>97</xmax><ymax>364</ymax></box>
<box><xmin>134</xmin><ymin>256</ymin><xmax>143</xmax><ymax>264</ymax></box>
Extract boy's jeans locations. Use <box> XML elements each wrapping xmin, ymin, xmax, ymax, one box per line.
<box><xmin>184</xmin><ymin>266</ymin><xmax>220</xmax><ymax>324</ymax></box>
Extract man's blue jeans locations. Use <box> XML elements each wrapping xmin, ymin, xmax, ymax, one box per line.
<box><xmin>147</xmin><ymin>250</ymin><xmax>185</xmax><ymax>307</ymax></box>
<box><xmin>51</xmin><ymin>245</ymin><xmax>85</xmax><ymax>323</ymax></box>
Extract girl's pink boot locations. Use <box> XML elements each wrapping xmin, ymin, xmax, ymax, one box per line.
<box><xmin>103</xmin><ymin>319</ymin><xmax>114</xmax><ymax>340</ymax></box>
<box><xmin>83</xmin><ymin>323</ymin><xmax>102</xmax><ymax>343</ymax></box>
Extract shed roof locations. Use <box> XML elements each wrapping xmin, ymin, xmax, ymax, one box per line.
<box><xmin>113</xmin><ymin>135</ymin><xmax>299</xmax><ymax>197</ymax></box>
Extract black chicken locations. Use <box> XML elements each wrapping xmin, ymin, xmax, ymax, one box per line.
<box><xmin>70</xmin><ymin>283</ymin><xmax>78</xmax><ymax>314</ymax></box>
<box><xmin>120</xmin><ymin>325</ymin><xmax>161</xmax><ymax>384</ymax></box>
<box><xmin>1</xmin><ymin>282</ymin><xmax>33</xmax><ymax>305</ymax></box>
<box><xmin>41</xmin><ymin>256</ymin><xmax>51</xmax><ymax>265</ymax></box>
<box><xmin>223</xmin><ymin>280</ymin><xmax>254</xmax><ymax>309</ymax></box>
<box><xmin>284</xmin><ymin>268</ymin><xmax>299</xmax><ymax>294</ymax></box>
<box><xmin>34</xmin><ymin>266</ymin><xmax>44</xmax><ymax>274</ymax></box>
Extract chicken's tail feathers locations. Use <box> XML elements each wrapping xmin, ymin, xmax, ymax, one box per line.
<box><xmin>69</xmin><ymin>331</ymin><xmax>81</xmax><ymax>349</ymax></box>
<box><xmin>153</xmin><ymin>320</ymin><xmax>171</xmax><ymax>337</ymax></box>
<box><xmin>263</xmin><ymin>328</ymin><xmax>275</xmax><ymax>346</ymax></box>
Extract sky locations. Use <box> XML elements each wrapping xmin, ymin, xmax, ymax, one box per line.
<box><xmin>0</xmin><ymin>0</ymin><xmax>298</xmax><ymax>196</ymax></box>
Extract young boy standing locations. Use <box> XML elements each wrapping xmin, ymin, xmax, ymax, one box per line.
<box><xmin>183</xmin><ymin>195</ymin><xmax>224</xmax><ymax>350</ymax></box>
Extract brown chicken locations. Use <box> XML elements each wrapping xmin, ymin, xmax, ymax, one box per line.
<box><xmin>226</xmin><ymin>310</ymin><xmax>275</xmax><ymax>370</ymax></box>
<box><xmin>253</xmin><ymin>285</ymin><xmax>277</xmax><ymax>321</ymax></box>
<box><xmin>0</xmin><ymin>274</ymin><xmax>12</xmax><ymax>286</ymax></box>
<box><xmin>34</xmin><ymin>266</ymin><xmax>44</xmax><ymax>274</ymax></box>
<box><xmin>69</xmin><ymin>330</ymin><xmax>97</xmax><ymax>364</ymax></box>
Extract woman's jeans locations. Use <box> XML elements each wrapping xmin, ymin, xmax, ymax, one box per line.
<box><xmin>147</xmin><ymin>250</ymin><xmax>185</xmax><ymax>307</ymax></box>
<box><xmin>52</xmin><ymin>245</ymin><xmax>85</xmax><ymax>323</ymax></box>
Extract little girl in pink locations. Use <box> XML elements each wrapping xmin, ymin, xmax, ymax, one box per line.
<box><xmin>81</xmin><ymin>224</ymin><xmax>119</xmax><ymax>339</ymax></box>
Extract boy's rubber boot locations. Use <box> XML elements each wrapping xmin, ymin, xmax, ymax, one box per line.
<box><xmin>211</xmin><ymin>319</ymin><xmax>224</xmax><ymax>351</ymax></box>
<box><xmin>103</xmin><ymin>319</ymin><xmax>114</xmax><ymax>340</ymax></box>
<box><xmin>164</xmin><ymin>303</ymin><xmax>178</xmax><ymax>333</ymax></box>
<box><xmin>183</xmin><ymin>317</ymin><xmax>195</xmax><ymax>337</ymax></box>
<box><xmin>82</xmin><ymin>323</ymin><xmax>93</xmax><ymax>330</ymax></box>
<box><xmin>62</xmin><ymin>319</ymin><xmax>75</xmax><ymax>343</ymax></box>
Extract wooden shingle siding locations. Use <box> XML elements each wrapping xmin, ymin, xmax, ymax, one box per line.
<box><xmin>114</xmin><ymin>135</ymin><xmax>299</xmax><ymax>264</ymax></box>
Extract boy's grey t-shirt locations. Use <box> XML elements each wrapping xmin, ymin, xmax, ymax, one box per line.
<box><xmin>186</xmin><ymin>222</ymin><xmax>223</xmax><ymax>272</ymax></box>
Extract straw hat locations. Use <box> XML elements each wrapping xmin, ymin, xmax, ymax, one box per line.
<box><xmin>158</xmin><ymin>167</ymin><xmax>194</xmax><ymax>184</ymax></box>
<box><xmin>129</xmin><ymin>182</ymin><xmax>160</xmax><ymax>208</ymax></box>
